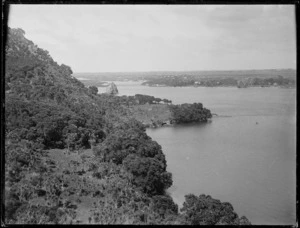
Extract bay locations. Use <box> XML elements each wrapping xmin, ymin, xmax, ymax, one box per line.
<box><xmin>99</xmin><ymin>82</ymin><xmax>296</xmax><ymax>225</ymax></box>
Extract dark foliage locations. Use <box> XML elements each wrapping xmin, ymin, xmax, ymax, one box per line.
<box><xmin>134</xmin><ymin>94</ymin><xmax>171</xmax><ymax>105</ymax></box>
<box><xmin>181</xmin><ymin>194</ymin><xmax>251</xmax><ymax>225</ymax></box>
<box><xmin>123</xmin><ymin>154</ymin><xmax>172</xmax><ymax>195</ymax></box>
<box><xmin>170</xmin><ymin>103</ymin><xmax>212</xmax><ymax>123</ymax></box>
<box><xmin>152</xmin><ymin>195</ymin><xmax>178</xmax><ymax>216</ymax></box>
<box><xmin>88</xmin><ymin>86</ymin><xmax>98</xmax><ymax>95</ymax></box>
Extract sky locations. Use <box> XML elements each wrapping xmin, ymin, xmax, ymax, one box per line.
<box><xmin>8</xmin><ymin>5</ymin><xmax>296</xmax><ymax>73</ymax></box>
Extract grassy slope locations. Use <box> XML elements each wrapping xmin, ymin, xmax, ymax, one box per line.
<box><xmin>128</xmin><ymin>104</ymin><xmax>172</xmax><ymax>127</ymax></box>
<box><xmin>46</xmin><ymin>148</ymin><xmax>100</xmax><ymax>224</ymax></box>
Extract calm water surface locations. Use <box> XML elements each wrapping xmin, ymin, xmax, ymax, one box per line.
<box><xmin>100</xmin><ymin>82</ymin><xmax>296</xmax><ymax>225</ymax></box>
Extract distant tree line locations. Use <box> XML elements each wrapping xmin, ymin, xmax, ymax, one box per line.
<box><xmin>142</xmin><ymin>75</ymin><xmax>295</xmax><ymax>88</ymax></box>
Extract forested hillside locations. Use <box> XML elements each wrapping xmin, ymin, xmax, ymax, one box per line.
<box><xmin>4</xmin><ymin>27</ymin><xmax>250</xmax><ymax>225</ymax></box>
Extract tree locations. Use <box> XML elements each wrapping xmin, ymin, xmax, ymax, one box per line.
<box><xmin>89</xmin><ymin>86</ymin><xmax>98</xmax><ymax>95</ymax></box>
<box><xmin>123</xmin><ymin>154</ymin><xmax>172</xmax><ymax>195</ymax></box>
<box><xmin>152</xmin><ymin>194</ymin><xmax>178</xmax><ymax>217</ymax></box>
<box><xmin>180</xmin><ymin>194</ymin><xmax>251</xmax><ymax>225</ymax></box>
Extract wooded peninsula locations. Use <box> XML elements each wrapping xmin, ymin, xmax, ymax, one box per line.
<box><xmin>5</xmin><ymin>27</ymin><xmax>251</xmax><ymax>225</ymax></box>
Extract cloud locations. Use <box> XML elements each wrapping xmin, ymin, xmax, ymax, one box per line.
<box><xmin>203</xmin><ymin>5</ymin><xmax>295</xmax><ymax>55</ymax></box>
<box><xmin>7</xmin><ymin>5</ymin><xmax>296</xmax><ymax>72</ymax></box>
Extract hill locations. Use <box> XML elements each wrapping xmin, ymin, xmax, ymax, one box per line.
<box><xmin>4</xmin><ymin>27</ymin><xmax>250</xmax><ymax>225</ymax></box>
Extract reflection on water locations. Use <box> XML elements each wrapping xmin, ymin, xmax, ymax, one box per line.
<box><xmin>99</xmin><ymin>82</ymin><xmax>296</xmax><ymax>225</ymax></box>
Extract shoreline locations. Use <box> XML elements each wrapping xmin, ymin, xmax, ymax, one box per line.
<box><xmin>142</xmin><ymin>84</ymin><xmax>296</xmax><ymax>89</ymax></box>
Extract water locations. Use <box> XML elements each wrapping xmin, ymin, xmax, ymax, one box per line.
<box><xmin>99</xmin><ymin>82</ymin><xmax>296</xmax><ymax>225</ymax></box>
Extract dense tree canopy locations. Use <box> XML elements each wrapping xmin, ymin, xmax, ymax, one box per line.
<box><xmin>170</xmin><ymin>103</ymin><xmax>212</xmax><ymax>123</ymax></box>
<box><xmin>4</xmin><ymin>27</ymin><xmax>250</xmax><ymax>225</ymax></box>
<box><xmin>181</xmin><ymin>194</ymin><xmax>251</xmax><ymax>225</ymax></box>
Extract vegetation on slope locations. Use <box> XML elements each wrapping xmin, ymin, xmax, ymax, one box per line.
<box><xmin>4</xmin><ymin>27</ymin><xmax>250</xmax><ymax>225</ymax></box>
<box><xmin>128</xmin><ymin>104</ymin><xmax>173</xmax><ymax>127</ymax></box>
<box><xmin>121</xmin><ymin>95</ymin><xmax>212</xmax><ymax>127</ymax></box>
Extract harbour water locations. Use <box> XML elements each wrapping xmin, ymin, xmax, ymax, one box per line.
<box><xmin>99</xmin><ymin>82</ymin><xmax>296</xmax><ymax>225</ymax></box>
